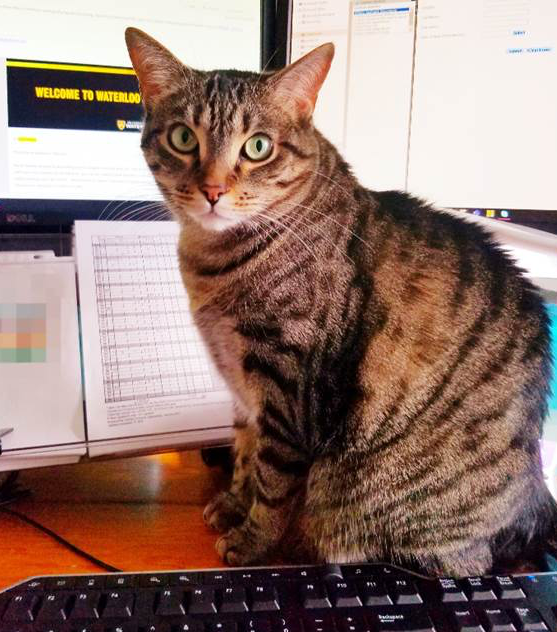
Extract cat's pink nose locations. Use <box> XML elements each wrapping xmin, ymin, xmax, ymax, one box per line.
<box><xmin>200</xmin><ymin>183</ymin><xmax>229</xmax><ymax>205</ymax></box>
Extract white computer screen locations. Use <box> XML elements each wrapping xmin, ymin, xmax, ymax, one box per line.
<box><xmin>0</xmin><ymin>1</ymin><xmax>260</xmax><ymax>213</ymax></box>
<box><xmin>291</xmin><ymin>0</ymin><xmax>416</xmax><ymax>192</ymax></box>
<box><xmin>290</xmin><ymin>0</ymin><xmax>557</xmax><ymax>220</ymax></box>
<box><xmin>408</xmin><ymin>0</ymin><xmax>557</xmax><ymax>212</ymax></box>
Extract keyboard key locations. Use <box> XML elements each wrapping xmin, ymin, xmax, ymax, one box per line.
<box><xmin>251</xmin><ymin>585</ymin><xmax>280</xmax><ymax>611</ymax></box>
<box><xmin>204</xmin><ymin>572</ymin><xmax>231</xmax><ymax>585</ymax></box>
<box><xmin>233</xmin><ymin>571</ymin><xmax>263</xmax><ymax>584</ymax></box>
<box><xmin>75</xmin><ymin>576</ymin><xmax>105</xmax><ymax>590</ymax></box>
<box><xmin>494</xmin><ymin>578</ymin><xmax>526</xmax><ymax>600</ymax></box>
<box><xmin>464</xmin><ymin>578</ymin><xmax>496</xmax><ymax>601</ymax></box>
<box><xmin>335</xmin><ymin>613</ymin><xmax>370</xmax><ymax>632</ymax></box>
<box><xmin>35</xmin><ymin>593</ymin><xmax>70</xmax><ymax>621</ymax></box>
<box><xmin>260</xmin><ymin>570</ymin><xmax>289</xmax><ymax>583</ymax></box>
<box><xmin>272</xmin><ymin>615</ymin><xmax>304</xmax><ymax>632</ymax></box>
<box><xmin>481</xmin><ymin>608</ymin><xmax>517</xmax><ymax>632</ymax></box>
<box><xmin>371</xmin><ymin>611</ymin><xmax>435</xmax><ymax>632</ymax></box>
<box><xmin>21</xmin><ymin>579</ymin><xmax>46</xmax><ymax>591</ymax></box>
<box><xmin>220</xmin><ymin>586</ymin><xmax>249</xmax><ymax>613</ymax></box>
<box><xmin>300</xmin><ymin>583</ymin><xmax>331</xmax><ymax>609</ymax></box>
<box><xmin>46</xmin><ymin>578</ymin><xmax>75</xmax><ymax>590</ymax></box>
<box><xmin>513</xmin><ymin>608</ymin><xmax>548</xmax><ymax>631</ymax></box>
<box><xmin>173</xmin><ymin>620</ymin><xmax>204</xmax><ymax>631</ymax></box>
<box><xmin>246</xmin><ymin>616</ymin><xmax>272</xmax><ymax>632</ymax></box>
<box><xmin>438</xmin><ymin>578</ymin><xmax>468</xmax><ymax>602</ymax></box>
<box><xmin>207</xmin><ymin>621</ymin><xmax>239</xmax><ymax>632</ymax></box>
<box><xmin>358</xmin><ymin>580</ymin><xmax>392</xmax><ymax>606</ymax></box>
<box><xmin>106</xmin><ymin>575</ymin><xmax>136</xmax><ymax>589</ymax></box>
<box><xmin>388</xmin><ymin>579</ymin><xmax>422</xmax><ymax>605</ymax></box>
<box><xmin>303</xmin><ymin>613</ymin><xmax>335</xmax><ymax>632</ymax></box>
<box><xmin>328</xmin><ymin>581</ymin><xmax>362</xmax><ymax>608</ymax></box>
<box><xmin>140</xmin><ymin>624</ymin><xmax>172</xmax><ymax>632</ymax></box>
<box><xmin>69</xmin><ymin>591</ymin><xmax>101</xmax><ymax>619</ymax></box>
<box><xmin>66</xmin><ymin>625</ymin><xmax>98</xmax><ymax>632</ymax></box>
<box><xmin>140</xmin><ymin>574</ymin><xmax>168</xmax><ymax>588</ymax></box>
<box><xmin>188</xmin><ymin>587</ymin><xmax>217</xmax><ymax>614</ymax></box>
<box><xmin>155</xmin><ymin>588</ymin><xmax>185</xmax><ymax>616</ymax></box>
<box><xmin>101</xmin><ymin>591</ymin><xmax>134</xmax><ymax>618</ymax></box>
<box><xmin>282</xmin><ymin>568</ymin><xmax>318</xmax><ymax>582</ymax></box>
<box><xmin>342</xmin><ymin>566</ymin><xmax>375</xmax><ymax>580</ymax></box>
<box><xmin>3</xmin><ymin>593</ymin><xmax>41</xmax><ymax>622</ymax></box>
<box><xmin>171</xmin><ymin>573</ymin><xmax>203</xmax><ymax>586</ymax></box>
<box><xmin>451</xmin><ymin>609</ymin><xmax>485</xmax><ymax>632</ymax></box>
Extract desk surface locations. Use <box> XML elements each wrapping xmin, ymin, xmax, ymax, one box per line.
<box><xmin>0</xmin><ymin>450</ymin><xmax>228</xmax><ymax>591</ymax></box>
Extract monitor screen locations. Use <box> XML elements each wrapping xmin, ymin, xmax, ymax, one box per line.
<box><xmin>291</xmin><ymin>0</ymin><xmax>416</xmax><ymax>192</ymax></box>
<box><xmin>289</xmin><ymin>0</ymin><xmax>557</xmax><ymax>234</ymax></box>
<box><xmin>0</xmin><ymin>0</ymin><xmax>262</xmax><ymax>225</ymax></box>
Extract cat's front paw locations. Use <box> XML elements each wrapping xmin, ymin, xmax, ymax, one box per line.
<box><xmin>203</xmin><ymin>491</ymin><xmax>247</xmax><ymax>533</ymax></box>
<box><xmin>216</xmin><ymin>524</ymin><xmax>269</xmax><ymax>566</ymax></box>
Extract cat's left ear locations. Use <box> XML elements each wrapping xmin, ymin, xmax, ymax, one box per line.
<box><xmin>125</xmin><ymin>27</ymin><xmax>193</xmax><ymax>108</ymax></box>
<box><xmin>269</xmin><ymin>43</ymin><xmax>334</xmax><ymax>119</ymax></box>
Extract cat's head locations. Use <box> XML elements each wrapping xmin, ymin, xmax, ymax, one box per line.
<box><xmin>125</xmin><ymin>28</ymin><xmax>333</xmax><ymax>232</ymax></box>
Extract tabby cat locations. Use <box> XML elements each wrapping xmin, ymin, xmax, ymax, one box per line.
<box><xmin>125</xmin><ymin>27</ymin><xmax>554</xmax><ymax>577</ymax></box>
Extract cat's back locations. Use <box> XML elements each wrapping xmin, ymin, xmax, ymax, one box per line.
<box><xmin>366</xmin><ymin>189</ymin><xmax>548</xmax><ymax>343</ymax></box>
<box><xmin>351</xmin><ymin>189</ymin><xmax>551</xmax><ymax>453</ymax></box>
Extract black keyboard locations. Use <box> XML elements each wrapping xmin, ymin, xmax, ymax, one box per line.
<box><xmin>1</xmin><ymin>563</ymin><xmax>557</xmax><ymax>632</ymax></box>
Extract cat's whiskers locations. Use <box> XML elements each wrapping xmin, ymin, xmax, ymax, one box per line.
<box><xmin>140</xmin><ymin>207</ymin><xmax>171</xmax><ymax>221</ymax></box>
<box><xmin>279</xmin><ymin>198</ymin><xmax>375</xmax><ymax>254</ymax></box>
<box><xmin>256</xmin><ymin>211</ymin><xmax>335</xmax><ymax>297</ymax></box>
<box><xmin>251</xmin><ymin>47</ymin><xmax>280</xmax><ymax>94</ymax></box>
<box><xmin>251</xmin><ymin>213</ymin><xmax>307</xmax><ymax>277</ymax></box>
<box><xmin>98</xmin><ymin>186</ymin><xmax>163</xmax><ymax>221</ymax></box>
<box><xmin>308</xmin><ymin>168</ymin><xmax>355</xmax><ymax>201</ymax></box>
<box><xmin>102</xmin><ymin>196</ymin><xmax>162</xmax><ymax>222</ymax></box>
<box><xmin>303</xmin><ymin>169</ymin><xmax>380</xmax><ymax>250</ymax></box>
<box><xmin>107</xmin><ymin>203</ymin><xmax>156</xmax><ymax>222</ymax></box>
<box><xmin>261</xmin><ymin>204</ymin><xmax>356</xmax><ymax>266</ymax></box>
<box><xmin>111</xmin><ymin>191</ymin><xmax>168</xmax><ymax>220</ymax></box>
<box><xmin>237</xmin><ymin>202</ymin><xmax>324</xmax><ymax>267</ymax></box>
<box><xmin>110</xmin><ymin>202</ymin><xmax>168</xmax><ymax>222</ymax></box>
<box><xmin>111</xmin><ymin>203</ymin><xmax>166</xmax><ymax>222</ymax></box>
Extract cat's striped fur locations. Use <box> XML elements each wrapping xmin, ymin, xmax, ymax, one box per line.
<box><xmin>126</xmin><ymin>28</ymin><xmax>554</xmax><ymax>576</ymax></box>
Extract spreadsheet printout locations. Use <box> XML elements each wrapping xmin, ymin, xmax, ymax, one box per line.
<box><xmin>75</xmin><ymin>220</ymin><xmax>233</xmax><ymax>455</ymax></box>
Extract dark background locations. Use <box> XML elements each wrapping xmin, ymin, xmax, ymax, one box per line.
<box><xmin>7</xmin><ymin>61</ymin><xmax>142</xmax><ymax>132</ymax></box>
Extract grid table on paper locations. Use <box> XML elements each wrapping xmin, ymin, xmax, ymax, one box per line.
<box><xmin>91</xmin><ymin>234</ymin><xmax>224</xmax><ymax>403</ymax></box>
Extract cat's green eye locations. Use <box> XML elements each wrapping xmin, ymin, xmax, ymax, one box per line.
<box><xmin>168</xmin><ymin>124</ymin><xmax>198</xmax><ymax>154</ymax></box>
<box><xmin>243</xmin><ymin>134</ymin><xmax>273</xmax><ymax>161</ymax></box>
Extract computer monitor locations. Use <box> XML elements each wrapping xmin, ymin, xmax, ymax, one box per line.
<box><xmin>286</xmin><ymin>0</ymin><xmax>557</xmax><ymax>234</ymax></box>
<box><xmin>0</xmin><ymin>0</ymin><xmax>267</xmax><ymax>228</ymax></box>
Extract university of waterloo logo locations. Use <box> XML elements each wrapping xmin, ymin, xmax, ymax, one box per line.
<box><xmin>115</xmin><ymin>119</ymin><xmax>142</xmax><ymax>131</ymax></box>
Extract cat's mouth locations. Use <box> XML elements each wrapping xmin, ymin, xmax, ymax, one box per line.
<box><xmin>193</xmin><ymin>205</ymin><xmax>244</xmax><ymax>232</ymax></box>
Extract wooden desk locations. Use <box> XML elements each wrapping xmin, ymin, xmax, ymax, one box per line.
<box><xmin>0</xmin><ymin>451</ymin><xmax>229</xmax><ymax>591</ymax></box>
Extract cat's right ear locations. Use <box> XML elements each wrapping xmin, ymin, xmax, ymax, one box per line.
<box><xmin>125</xmin><ymin>27</ymin><xmax>191</xmax><ymax>108</ymax></box>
